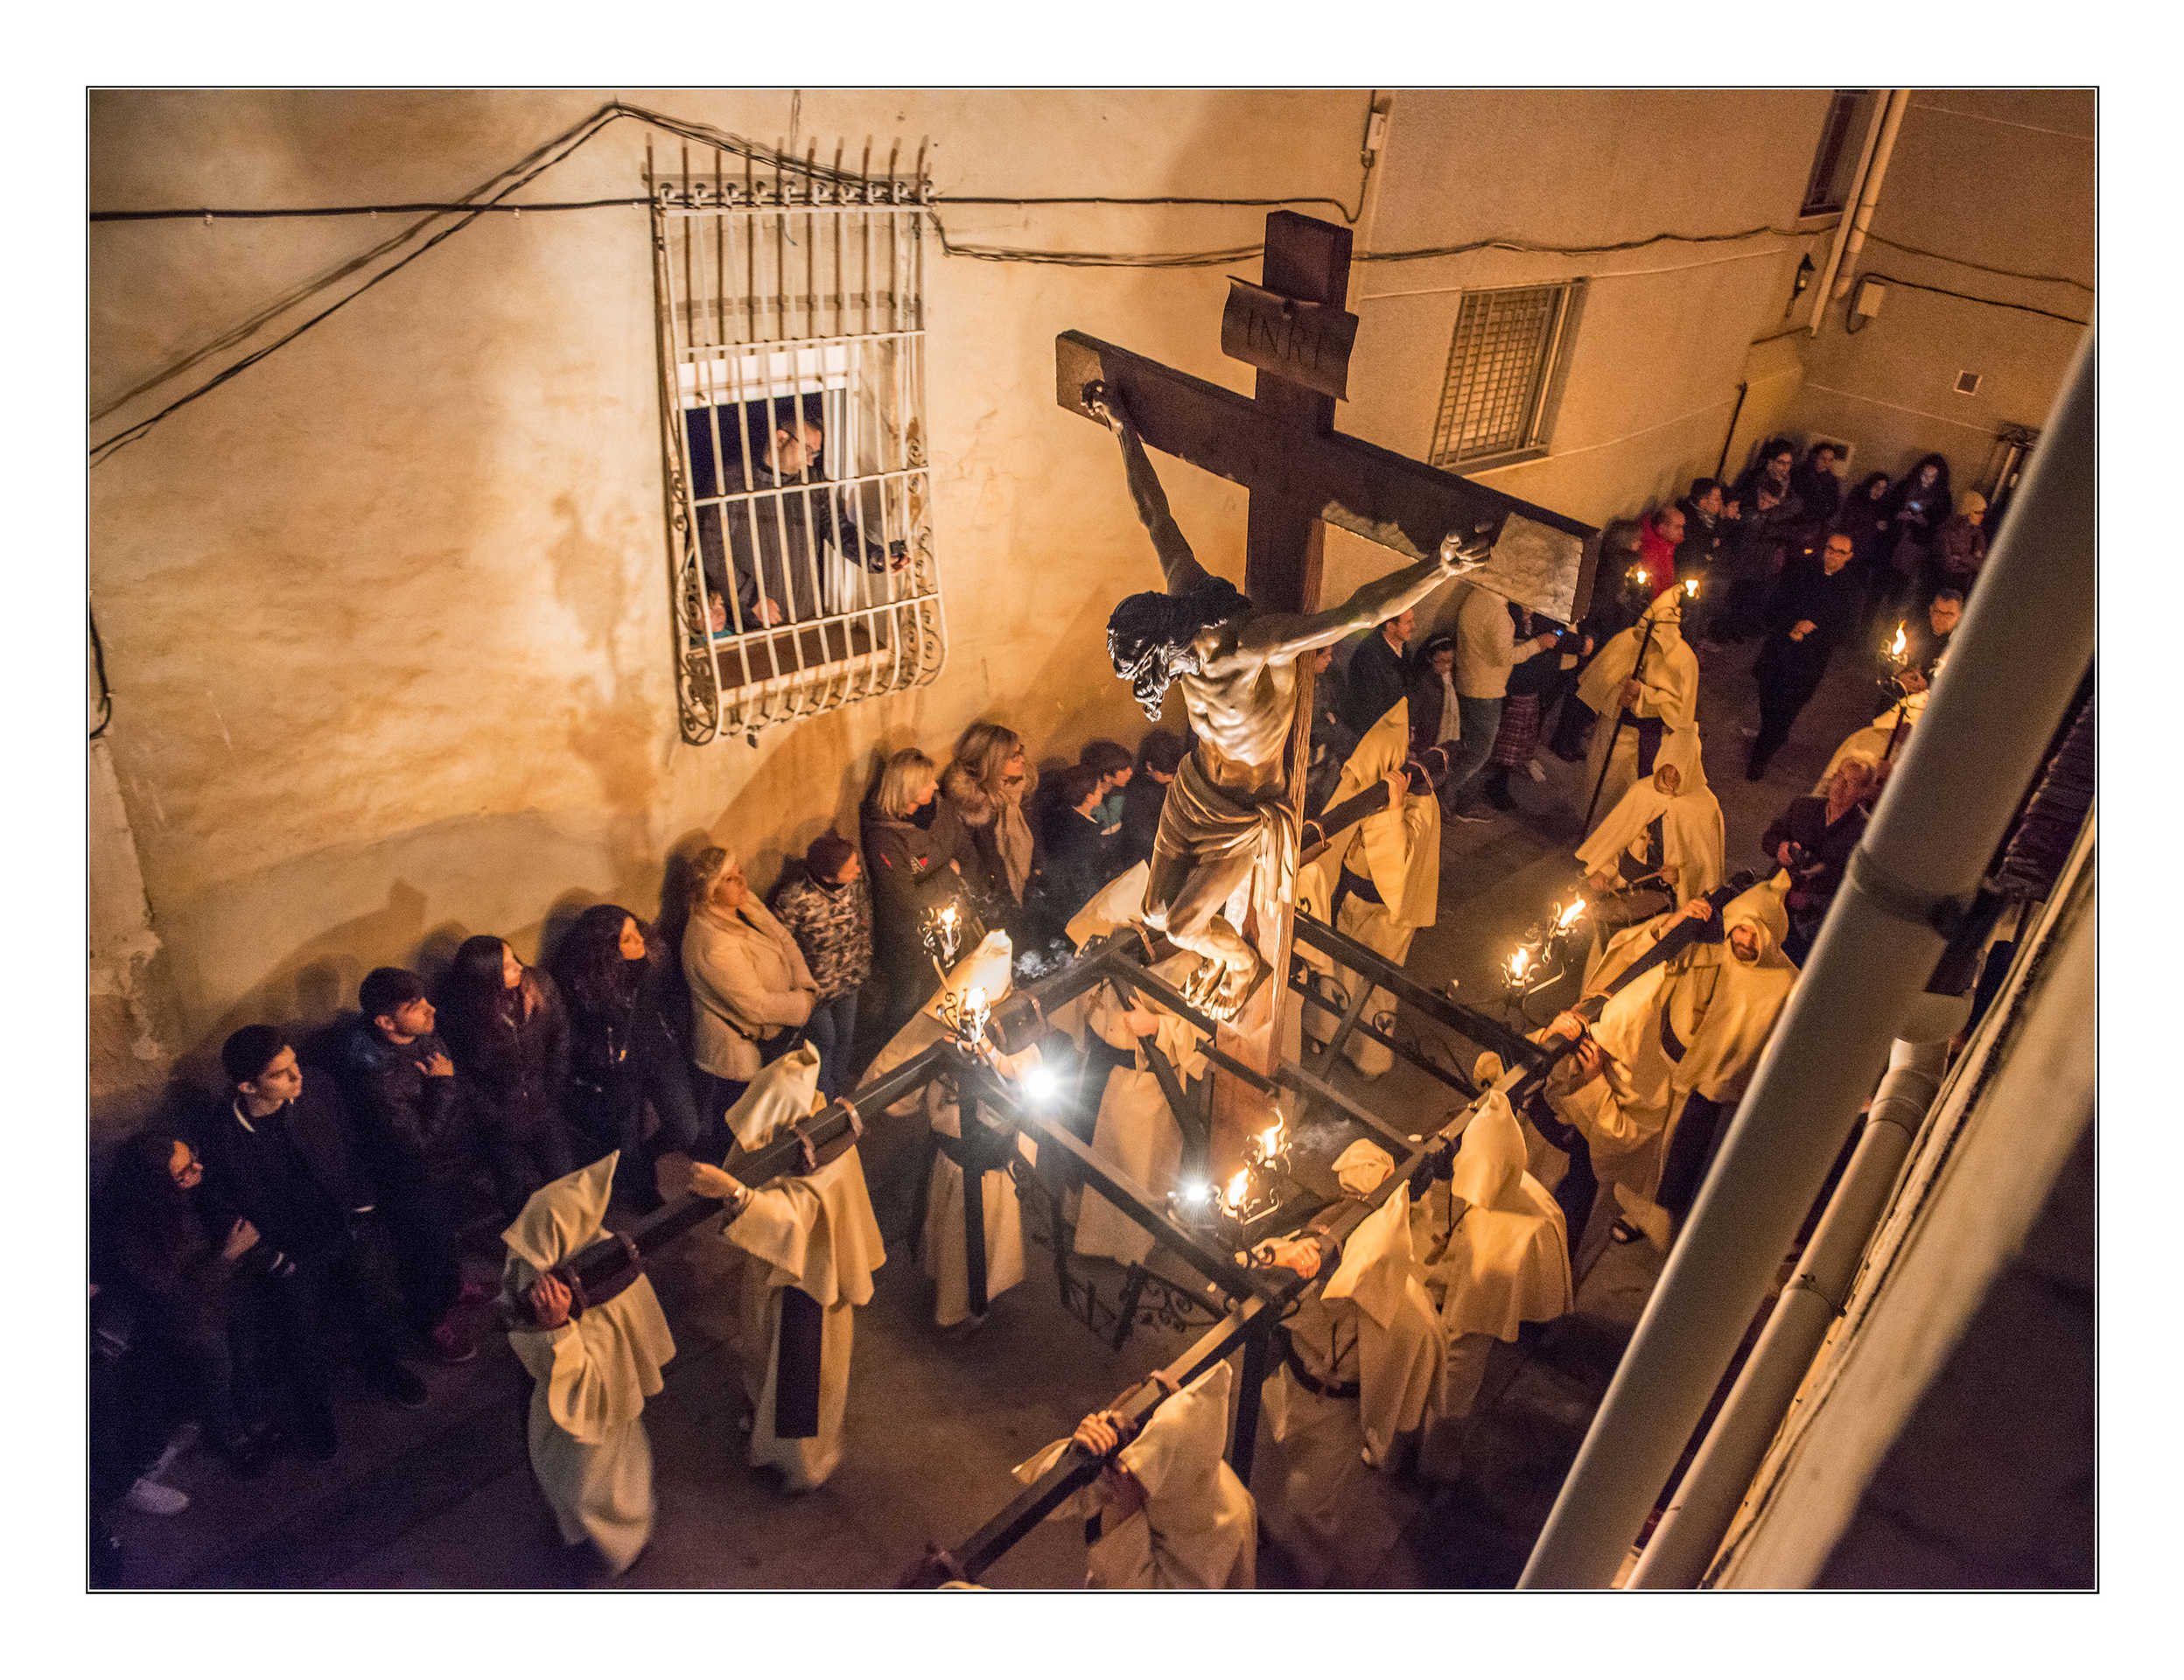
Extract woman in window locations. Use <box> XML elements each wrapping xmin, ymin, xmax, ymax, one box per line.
<box><xmin>553</xmin><ymin>904</ymin><xmax>703</xmax><ymax>1210</ymax></box>
<box><xmin>439</xmin><ymin>934</ymin><xmax>574</xmax><ymax>1218</ymax></box>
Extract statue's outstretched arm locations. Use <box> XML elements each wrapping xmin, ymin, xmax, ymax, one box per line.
<box><xmin>1084</xmin><ymin>382</ymin><xmax>1214</xmax><ymax>598</ymax></box>
<box><xmin>1234</xmin><ymin>529</ymin><xmax>1492</xmax><ymax>661</ymax></box>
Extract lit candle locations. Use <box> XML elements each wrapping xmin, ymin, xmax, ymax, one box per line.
<box><xmin>1224</xmin><ymin>1169</ymin><xmax>1251</xmax><ymax>1211</ymax></box>
<box><xmin>1684</xmin><ymin>577</ymin><xmax>1699</xmax><ymax>598</ymax></box>
<box><xmin>1557</xmin><ymin>898</ymin><xmax>1587</xmax><ymax>932</ymax></box>
<box><xmin>1257</xmin><ymin>1122</ymin><xmax>1283</xmax><ymax>1161</ymax></box>
<box><xmin>1509</xmin><ymin>946</ymin><xmax>1530</xmax><ymax>980</ymax></box>
<box><xmin>1887</xmin><ymin>622</ymin><xmax>1907</xmax><ymax>662</ymax></box>
<box><xmin>965</xmin><ymin>985</ymin><xmax>987</xmax><ymax>1016</ymax></box>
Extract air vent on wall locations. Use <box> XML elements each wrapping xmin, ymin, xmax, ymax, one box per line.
<box><xmin>1955</xmin><ymin>370</ymin><xmax>1984</xmax><ymax>396</ymax></box>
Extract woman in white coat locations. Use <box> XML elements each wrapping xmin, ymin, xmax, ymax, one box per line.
<box><xmin>682</xmin><ymin>845</ymin><xmax>817</xmax><ymax>1132</ymax></box>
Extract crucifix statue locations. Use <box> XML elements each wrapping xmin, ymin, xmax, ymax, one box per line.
<box><xmin>1058</xmin><ymin>211</ymin><xmax>1599</xmax><ymax>1110</ymax></box>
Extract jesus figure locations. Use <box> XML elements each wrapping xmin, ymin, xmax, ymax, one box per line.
<box><xmin>1085</xmin><ymin>381</ymin><xmax>1484</xmax><ymax>1014</ymax></box>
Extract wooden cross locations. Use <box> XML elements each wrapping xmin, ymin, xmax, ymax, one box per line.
<box><xmin>1056</xmin><ymin>211</ymin><xmax>1600</xmax><ymax>1116</ymax></box>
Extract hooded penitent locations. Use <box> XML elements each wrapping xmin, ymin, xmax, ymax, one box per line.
<box><xmin>870</xmin><ymin>930</ymin><xmax>1041</xmax><ymax>1328</ymax></box>
<box><xmin>1422</xmin><ymin>1090</ymin><xmax>1574</xmax><ymax>1420</ymax></box>
<box><xmin>1071</xmin><ymin>948</ymin><xmax>1207</xmax><ymax>1267</ymax></box>
<box><xmin>718</xmin><ymin>1044</ymin><xmax>885</xmax><ymax>1492</ymax></box>
<box><xmin>501</xmin><ymin>1152</ymin><xmax>676</xmax><ymax>1575</ymax></box>
<box><xmin>1293</xmin><ymin>704</ymin><xmax>1441</xmax><ymax>1077</ymax></box>
<box><xmin>1578</xmin><ymin>587</ymin><xmax>1702</xmax><ymax>816</ymax></box>
<box><xmin>1575</xmin><ymin>726</ymin><xmax>1726</xmax><ymax>901</ymax></box>
<box><xmin>1014</xmin><ymin>1361</ymin><xmax>1257</xmax><ymax>1589</ymax></box>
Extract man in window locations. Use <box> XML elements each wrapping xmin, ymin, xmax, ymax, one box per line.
<box><xmin>690</xmin><ymin>395</ymin><xmax>905</xmax><ymax>634</ymax></box>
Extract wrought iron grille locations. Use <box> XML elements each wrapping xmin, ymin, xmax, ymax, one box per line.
<box><xmin>1428</xmin><ymin>282</ymin><xmax>1576</xmax><ymax>467</ymax></box>
<box><xmin>648</xmin><ymin>139</ymin><xmax>945</xmax><ymax>742</ymax></box>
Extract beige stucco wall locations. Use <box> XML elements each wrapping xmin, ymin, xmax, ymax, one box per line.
<box><xmin>1324</xmin><ymin>88</ymin><xmax>1839</xmax><ymax>618</ymax></box>
<box><xmin>88</xmin><ymin>88</ymin><xmax>1861</xmax><ymax>1110</ymax></box>
<box><xmin>1787</xmin><ymin>90</ymin><xmax>2095</xmax><ymax>486</ymax></box>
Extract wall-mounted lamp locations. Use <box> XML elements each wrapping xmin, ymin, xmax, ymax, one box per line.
<box><xmin>1790</xmin><ymin>254</ymin><xmax>1817</xmax><ymax>305</ymax></box>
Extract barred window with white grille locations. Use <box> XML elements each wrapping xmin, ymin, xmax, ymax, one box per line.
<box><xmin>649</xmin><ymin>139</ymin><xmax>945</xmax><ymax>743</ymax></box>
<box><xmin>1426</xmin><ymin>281</ymin><xmax>1584</xmax><ymax>471</ymax></box>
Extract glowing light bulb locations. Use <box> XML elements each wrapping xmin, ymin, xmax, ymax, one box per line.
<box><xmin>1180</xmin><ymin>1178</ymin><xmax>1211</xmax><ymax>1205</ymax></box>
<box><xmin>1022</xmin><ymin>1063</ymin><xmax>1058</xmax><ymax>1103</ymax></box>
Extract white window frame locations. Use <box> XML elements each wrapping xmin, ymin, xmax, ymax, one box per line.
<box><xmin>649</xmin><ymin>141</ymin><xmax>945</xmax><ymax>743</ymax></box>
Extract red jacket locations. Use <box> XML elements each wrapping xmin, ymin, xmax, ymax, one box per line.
<box><xmin>1635</xmin><ymin>514</ymin><xmax>1680</xmax><ymax>598</ymax></box>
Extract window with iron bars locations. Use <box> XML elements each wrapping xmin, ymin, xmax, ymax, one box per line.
<box><xmin>1426</xmin><ymin>280</ymin><xmax>1584</xmax><ymax>470</ymax></box>
<box><xmin>649</xmin><ymin>140</ymin><xmax>945</xmax><ymax>743</ymax></box>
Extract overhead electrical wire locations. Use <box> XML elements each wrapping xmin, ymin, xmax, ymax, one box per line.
<box><xmin>1858</xmin><ymin>270</ymin><xmax>2090</xmax><ymax>327</ymax></box>
<box><xmin>1863</xmin><ymin>232</ymin><xmax>2094</xmax><ymax>293</ymax></box>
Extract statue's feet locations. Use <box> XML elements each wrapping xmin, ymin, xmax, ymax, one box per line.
<box><xmin>1082</xmin><ymin>380</ymin><xmax>1129</xmax><ymax>435</ymax></box>
<box><xmin>1181</xmin><ymin>950</ymin><xmax>1264</xmax><ymax>1021</ymax></box>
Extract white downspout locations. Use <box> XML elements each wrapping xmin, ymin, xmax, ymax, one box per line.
<box><xmin>1808</xmin><ymin>89</ymin><xmax>1910</xmax><ymax>334</ymax></box>
<box><xmin>1516</xmin><ymin>324</ymin><xmax>2096</xmax><ymax>1591</ymax></box>
<box><xmin>1626</xmin><ymin>1035</ymin><xmax>1951</xmax><ymax>1588</ymax></box>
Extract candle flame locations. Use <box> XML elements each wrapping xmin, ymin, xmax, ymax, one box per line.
<box><xmin>1888</xmin><ymin>622</ymin><xmax>1907</xmax><ymax>661</ymax></box>
<box><xmin>1224</xmin><ymin>1169</ymin><xmax>1250</xmax><ymax>1209</ymax></box>
<box><xmin>1509</xmin><ymin>946</ymin><xmax>1530</xmax><ymax>979</ymax></box>
<box><xmin>1257</xmin><ymin>1122</ymin><xmax>1283</xmax><ymax>1159</ymax></box>
<box><xmin>1684</xmin><ymin>577</ymin><xmax>1699</xmax><ymax>597</ymax></box>
<box><xmin>940</xmin><ymin>906</ymin><xmax>956</xmax><ymax>927</ymax></box>
<box><xmin>1558</xmin><ymin>898</ymin><xmax>1587</xmax><ymax>932</ymax></box>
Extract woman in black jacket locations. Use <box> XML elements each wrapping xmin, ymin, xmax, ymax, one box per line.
<box><xmin>1875</xmin><ymin>453</ymin><xmax>1953</xmax><ymax>615</ymax></box>
<box><xmin>103</xmin><ymin>1132</ymin><xmax>297</xmax><ymax>1472</ymax></box>
<box><xmin>438</xmin><ymin>934</ymin><xmax>574</xmax><ymax>1216</ymax></box>
<box><xmin>553</xmin><ymin>904</ymin><xmax>704</xmax><ymax>1208</ymax></box>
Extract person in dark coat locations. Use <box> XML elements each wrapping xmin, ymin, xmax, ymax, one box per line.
<box><xmin>1748</xmin><ymin>530</ymin><xmax>1864</xmax><ymax>780</ymax></box>
<box><xmin>1873</xmin><ymin>589</ymin><xmax>1962</xmax><ymax>719</ymax></box>
<box><xmin>1760</xmin><ymin>757</ymin><xmax>1879</xmax><ymax>962</ymax></box>
<box><xmin>340</xmin><ymin>967</ymin><xmax>482</xmax><ymax>1362</ymax></box>
<box><xmin>1673</xmin><ymin>480</ymin><xmax>1730</xmax><ymax>646</ymax></box>
<box><xmin>102</xmin><ymin>1130</ymin><xmax>301</xmax><ymax>1472</ymax></box>
<box><xmin>1926</xmin><ymin>491</ymin><xmax>1988</xmax><ymax>599</ymax></box>
<box><xmin>1340</xmin><ymin>607</ymin><xmax>1413</xmax><ymax>736</ymax></box>
<box><xmin>1836</xmin><ymin>470</ymin><xmax>1895</xmax><ymax>622</ymax></box>
<box><xmin>690</xmin><ymin>394</ymin><xmax>903</xmax><ymax>633</ymax></box>
<box><xmin>1119</xmin><ymin>730</ymin><xmax>1186</xmax><ymax>868</ymax></box>
<box><xmin>1721</xmin><ymin>438</ymin><xmax>1806</xmax><ymax>642</ymax></box>
<box><xmin>1791</xmin><ymin>441</ymin><xmax>1844</xmax><ymax>535</ymax></box>
<box><xmin>553</xmin><ymin>904</ymin><xmax>705</xmax><ymax>1208</ymax></box>
<box><xmin>1876</xmin><ymin>452</ymin><xmax>1953</xmax><ymax>615</ymax></box>
<box><xmin>1036</xmin><ymin>763</ymin><xmax>1115</xmax><ymax>938</ymax></box>
<box><xmin>206</xmin><ymin>1027</ymin><xmax>430</xmax><ymax>1435</ymax></box>
<box><xmin>1302</xmin><ymin>648</ymin><xmax>1360</xmax><ymax>819</ymax></box>
<box><xmin>863</xmin><ymin>748</ymin><xmax>968</xmax><ymax>1041</ymax></box>
<box><xmin>438</xmin><ymin>935</ymin><xmax>575</xmax><ymax>1218</ymax></box>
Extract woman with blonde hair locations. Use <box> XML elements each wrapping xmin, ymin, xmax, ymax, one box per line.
<box><xmin>681</xmin><ymin>844</ymin><xmax>816</xmax><ymax>1141</ymax></box>
<box><xmin>952</xmin><ymin>721</ymin><xmax>1040</xmax><ymax>928</ymax></box>
<box><xmin>864</xmin><ymin>749</ymin><xmax>962</xmax><ymax>1039</ymax></box>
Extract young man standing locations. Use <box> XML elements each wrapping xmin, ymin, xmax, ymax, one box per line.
<box><xmin>210</xmin><ymin>1027</ymin><xmax>432</xmax><ymax>1444</ymax></box>
<box><xmin>1340</xmin><ymin>606</ymin><xmax>1414</xmax><ymax>737</ymax></box>
<box><xmin>340</xmin><ymin>969</ymin><xmax>483</xmax><ymax>1363</ymax></box>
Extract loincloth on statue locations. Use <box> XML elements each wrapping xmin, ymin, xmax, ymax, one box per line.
<box><xmin>1144</xmin><ymin>748</ymin><xmax>1298</xmax><ymax>936</ymax></box>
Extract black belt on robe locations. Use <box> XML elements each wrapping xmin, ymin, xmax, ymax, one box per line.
<box><xmin>1274</xmin><ymin>1324</ymin><xmax>1361</xmax><ymax>1401</ymax></box>
<box><xmin>1617</xmin><ymin>710</ymin><xmax>1667</xmax><ymax>775</ymax></box>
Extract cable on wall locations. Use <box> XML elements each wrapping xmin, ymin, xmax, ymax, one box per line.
<box><xmin>88</xmin><ymin>598</ymin><xmax>114</xmax><ymax>740</ymax></box>
<box><xmin>1857</xmin><ymin>271</ymin><xmax>2090</xmax><ymax>328</ymax></box>
<box><xmin>1861</xmin><ymin>233</ymin><xmax>2093</xmax><ymax>293</ymax></box>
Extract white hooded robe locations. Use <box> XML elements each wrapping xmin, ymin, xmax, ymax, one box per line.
<box><xmin>1014</xmin><ymin>1361</ymin><xmax>1257</xmax><ymax>1589</ymax></box>
<box><xmin>1578</xmin><ymin>590</ymin><xmax>1701</xmax><ymax>818</ymax></box>
<box><xmin>717</xmin><ymin>1045</ymin><xmax>886</xmax><ymax>1492</ymax></box>
<box><xmin>1294</xmin><ymin>704</ymin><xmax>1442</xmax><ymax>1078</ymax></box>
<box><xmin>501</xmin><ymin>1153</ymin><xmax>677</xmax><ymax>1576</ymax></box>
